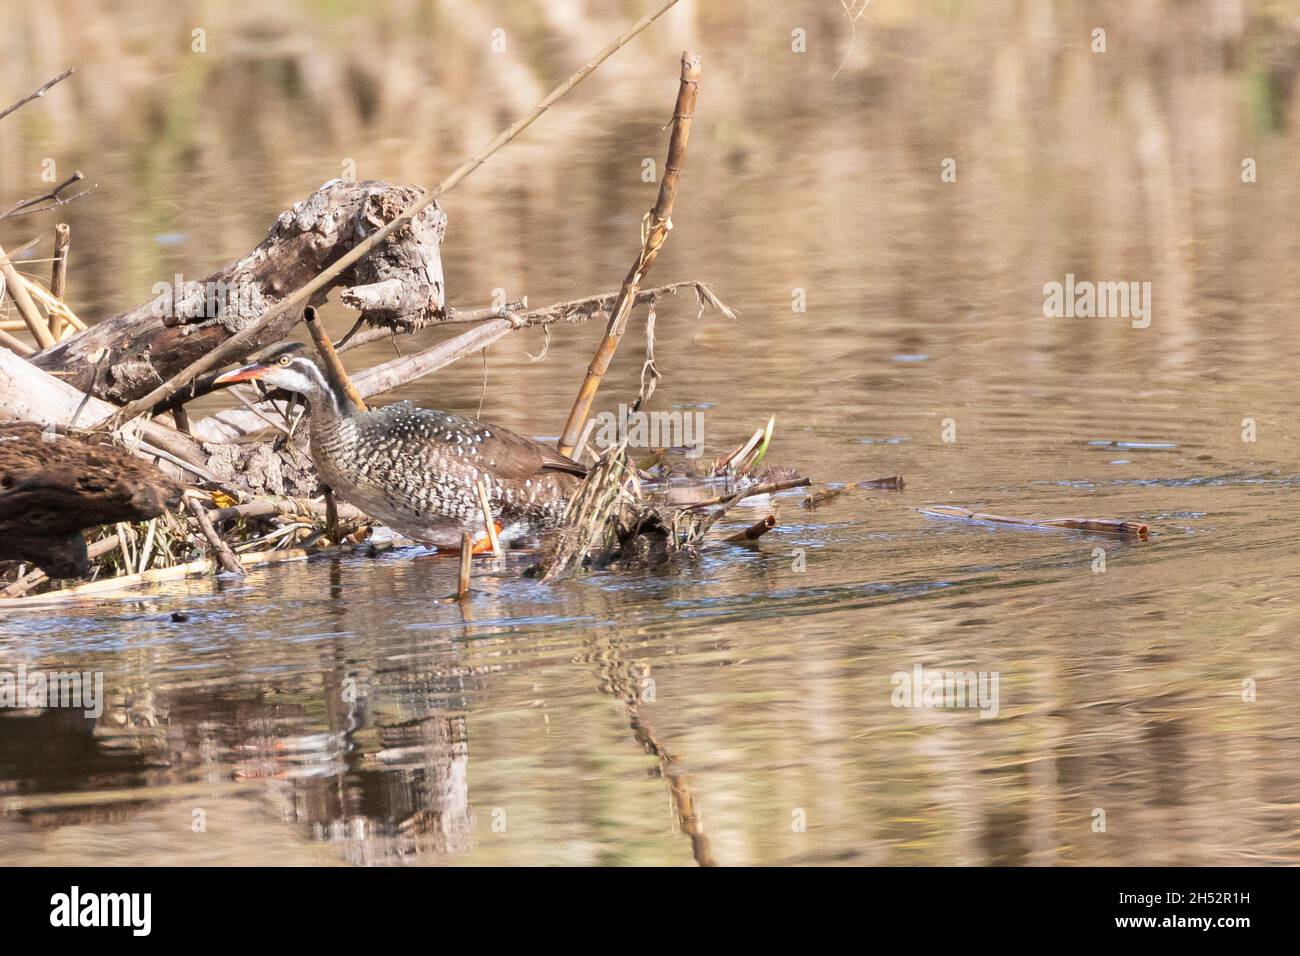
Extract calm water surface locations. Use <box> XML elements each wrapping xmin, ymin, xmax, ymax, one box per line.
<box><xmin>2</xmin><ymin>0</ymin><xmax>1298</xmax><ymax>865</ymax></box>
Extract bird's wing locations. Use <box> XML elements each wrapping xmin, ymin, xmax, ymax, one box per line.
<box><xmin>487</xmin><ymin>427</ymin><xmax>588</xmax><ymax>480</ymax></box>
<box><xmin>376</xmin><ymin>403</ymin><xmax>587</xmax><ymax>480</ymax></box>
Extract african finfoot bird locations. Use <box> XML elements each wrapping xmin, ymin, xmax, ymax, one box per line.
<box><xmin>214</xmin><ymin>342</ymin><xmax>585</xmax><ymax>551</ymax></box>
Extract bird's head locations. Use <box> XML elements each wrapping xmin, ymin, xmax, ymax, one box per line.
<box><xmin>213</xmin><ymin>342</ymin><xmax>327</xmax><ymax>397</ymax></box>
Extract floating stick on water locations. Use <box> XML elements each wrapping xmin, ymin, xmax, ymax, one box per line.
<box><xmin>920</xmin><ymin>506</ymin><xmax>1149</xmax><ymax>539</ymax></box>
<box><xmin>725</xmin><ymin>513</ymin><xmax>777</xmax><ymax>543</ymax></box>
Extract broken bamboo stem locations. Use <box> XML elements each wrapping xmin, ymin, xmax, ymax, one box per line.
<box><xmin>920</xmin><ymin>506</ymin><xmax>1150</xmax><ymax>539</ymax></box>
<box><xmin>556</xmin><ymin>51</ymin><xmax>701</xmax><ymax>457</ymax></box>
<box><xmin>104</xmin><ymin>0</ymin><xmax>685</xmax><ymax>432</ymax></box>
<box><xmin>49</xmin><ymin>223</ymin><xmax>70</xmax><ymax>339</ymax></box>
<box><xmin>456</xmin><ymin>532</ymin><xmax>473</xmax><ymax>600</ymax></box>
<box><xmin>304</xmin><ymin>307</ymin><xmax>367</xmax><ymax>411</ymax></box>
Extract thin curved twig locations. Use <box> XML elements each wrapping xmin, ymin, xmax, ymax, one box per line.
<box><xmin>0</xmin><ymin>172</ymin><xmax>94</xmax><ymax>223</ymax></box>
<box><xmin>0</xmin><ymin>67</ymin><xmax>74</xmax><ymax>123</ymax></box>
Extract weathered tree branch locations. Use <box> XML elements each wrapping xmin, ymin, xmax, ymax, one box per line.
<box><xmin>32</xmin><ymin>179</ymin><xmax>447</xmax><ymax>404</ymax></box>
<box><xmin>0</xmin><ymin>67</ymin><xmax>75</xmax><ymax>123</ymax></box>
<box><xmin>0</xmin><ymin>346</ymin><xmax>207</xmax><ymax>472</ymax></box>
<box><xmin>189</xmin><ymin>281</ymin><xmax>732</xmax><ymax>444</ymax></box>
<box><xmin>0</xmin><ymin>171</ymin><xmax>92</xmax><ymax>223</ymax></box>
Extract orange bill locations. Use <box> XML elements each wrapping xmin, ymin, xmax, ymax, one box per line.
<box><xmin>213</xmin><ymin>363</ymin><xmax>270</xmax><ymax>385</ymax></box>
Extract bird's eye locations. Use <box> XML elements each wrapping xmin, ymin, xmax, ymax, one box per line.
<box><xmin>278</xmin><ymin>355</ymin><xmax>291</xmax><ymax>366</ymax></box>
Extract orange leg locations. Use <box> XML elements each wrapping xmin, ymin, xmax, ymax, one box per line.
<box><xmin>469</xmin><ymin>521</ymin><xmax>505</xmax><ymax>555</ymax></box>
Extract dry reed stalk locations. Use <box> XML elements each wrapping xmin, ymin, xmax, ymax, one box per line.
<box><xmin>205</xmin><ymin>496</ymin><xmax>366</xmax><ymax>525</ymax></box>
<box><xmin>804</xmin><ymin>474</ymin><xmax>906</xmax><ymax>509</ymax></box>
<box><xmin>0</xmin><ymin>326</ymin><xmax>35</xmax><ymax>356</ymax></box>
<box><xmin>304</xmin><ymin>306</ymin><xmax>367</xmax><ymax>411</ymax></box>
<box><xmin>0</xmin><ymin>243</ymin><xmax>55</xmax><ymax>348</ymax></box>
<box><xmin>23</xmin><ymin>279</ymin><xmax>87</xmax><ymax>335</ymax></box>
<box><xmin>136</xmin><ymin>518</ymin><xmax>157</xmax><ymax>573</ymax></box>
<box><xmin>0</xmin><ymin>238</ymin><xmax>44</xmax><ymax>354</ymax></box>
<box><xmin>105</xmin><ymin>0</ymin><xmax>686</xmax><ymax>431</ymax></box>
<box><xmin>323</xmin><ymin>486</ymin><xmax>339</xmax><ymax>544</ymax></box>
<box><xmin>0</xmin><ymin>236</ymin><xmax>42</xmax><ymax>263</ymax></box>
<box><xmin>228</xmin><ymin>384</ymin><xmax>293</xmax><ymax>437</ymax></box>
<box><xmin>557</xmin><ymin>51</ymin><xmax>702</xmax><ymax>456</ymax></box>
<box><xmin>920</xmin><ymin>506</ymin><xmax>1150</xmax><ymax>538</ymax></box>
<box><xmin>712</xmin><ymin>416</ymin><xmax>775</xmax><ymax>476</ymax></box>
<box><xmin>540</xmin><ymin>444</ymin><xmax>637</xmax><ymax>581</ymax></box>
<box><xmin>681</xmin><ymin>475</ymin><xmax>812</xmax><ymax>510</ymax></box>
<box><xmin>473</xmin><ymin>479</ymin><xmax>502</xmax><ymax>557</ymax></box>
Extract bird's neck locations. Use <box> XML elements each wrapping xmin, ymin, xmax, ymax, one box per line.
<box><xmin>304</xmin><ymin>362</ymin><xmax>360</xmax><ymax>422</ymax></box>
<box><xmin>293</xmin><ymin>364</ymin><xmax>358</xmax><ymax>434</ymax></box>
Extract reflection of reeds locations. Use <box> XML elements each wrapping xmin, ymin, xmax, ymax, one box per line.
<box><xmin>584</xmin><ymin>632</ymin><xmax>717</xmax><ymax>866</ymax></box>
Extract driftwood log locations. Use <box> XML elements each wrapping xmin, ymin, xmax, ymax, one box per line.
<box><xmin>0</xmin><ymin>423</ymin><xmax>182</xmax><ymax>576</ymax></box>
<box><xmin>0</xmin><ymin>346</ymin><xmax>207</xmax><ymax>477</ymax></box>
<box><xmin>2</xmin><ymin>182</ymin><xmax>731</xmax><ymax>534</ymax></box>
<box><xmin>31</xmin><ymin>179</ymin><xmax>447</xmax><ymax>404</ymax></box>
